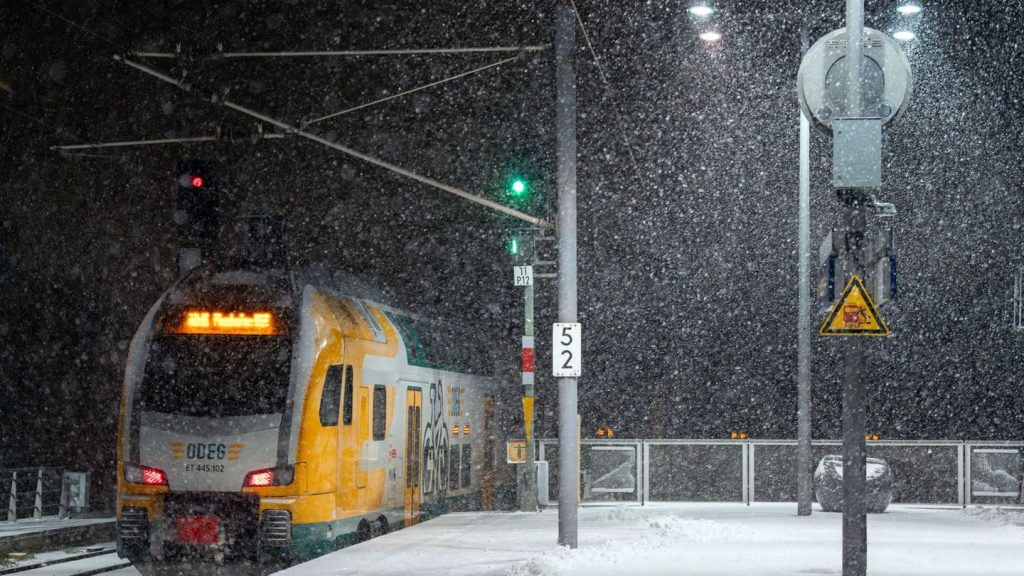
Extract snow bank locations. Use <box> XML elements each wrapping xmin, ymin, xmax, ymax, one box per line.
<box><xmin>276</xmin><ymin>503</ymin><xmax>1024</xmax><ymax>576</ymax></box>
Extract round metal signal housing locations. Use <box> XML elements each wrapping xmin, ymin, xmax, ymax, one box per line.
<box><xmin>797</xmin><ymin>27</ymin><xmax>912</xmax><ymax>134</ymax></box>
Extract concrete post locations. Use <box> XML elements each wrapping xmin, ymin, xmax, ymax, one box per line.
<box><xmin>555</xmin><ymin>2</ymin><xmax>579</xmax><ymax>549</ymax></box>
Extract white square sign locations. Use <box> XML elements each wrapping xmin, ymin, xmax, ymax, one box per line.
<box><xmin>514</xmin><ymin>265</ymin><xmax>534</xmax><ymax>287</ymax></box>
<box><xmin>553</xmin><ymin>322</ymin><xmax>582</xmax><ymax>377</ymax></box>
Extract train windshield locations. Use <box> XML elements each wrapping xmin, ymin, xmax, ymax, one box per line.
<box><xmin>138</xmin><ymin>335</ymin><xmax>291</xmax><ymax>417</ymax></box>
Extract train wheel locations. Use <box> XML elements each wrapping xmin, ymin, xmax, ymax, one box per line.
<box><xmin>356</xmin><ymin>519</ymin><xmax>372</xmax><ymax>543</ymax></box>
<box><xmin>372</xmin><ymin>515</ymin><xmax>389</xmax><ymax>538</ymax></box>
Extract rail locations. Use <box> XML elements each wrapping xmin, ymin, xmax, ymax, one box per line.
<box><xmin>536</xmin><ymin>439</ymin><xmax>1024</xmax><ymax>507</ymax></box>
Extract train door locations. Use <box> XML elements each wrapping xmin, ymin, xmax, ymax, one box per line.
<box><xmin>404</xmin><ymin>386</ymin><xmax>422</xmax><ymax>526</ymax></box>
<box><xmin>357</xmin><ymin>386</ymin><xmax>370</xmax><ymax>489</ymax></box>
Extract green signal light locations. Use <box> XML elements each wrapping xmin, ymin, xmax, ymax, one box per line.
<box><xmin>509</xmin><ymin>178</ymin><xmax>528</xmax><ymax>198</ymax></box>
<box><xmin>508</xmin><ymin>237</ymin><xmax>520</xmax><ymax>255</ymax></box>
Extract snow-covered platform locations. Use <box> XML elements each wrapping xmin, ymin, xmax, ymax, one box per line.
<box><xmin>0</xmin><ymin>516</ymin><xmax>115</xmax><ymax>554</ymax></box>
<box><xmin>277</xmin><ymin>503</ymin><xmax>1024</xmax><ymax>576</ymax></box>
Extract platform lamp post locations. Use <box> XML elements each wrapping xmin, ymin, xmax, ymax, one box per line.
<box><xmin>683</xmin><ymin>0</ymin><xmax>815</xmax><ymax>518</ymax></box>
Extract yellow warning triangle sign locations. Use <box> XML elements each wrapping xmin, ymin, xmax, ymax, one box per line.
<box><xmin>819</xmin><ymin>275</ymin><xmax>890</xmax><ymax>337</ymax></box>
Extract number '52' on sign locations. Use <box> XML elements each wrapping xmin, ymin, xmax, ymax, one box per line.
<box><xmin>553</xmin><ymin>323</ymin><xmax>582</xmax><ymax>377</ymax></box>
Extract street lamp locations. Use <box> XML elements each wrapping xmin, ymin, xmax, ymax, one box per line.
<box><xmin>699</xmin><ymin>30</ymin><xmax>722</xmax><ymax>42</ymax></box>
<box><xmin>896</xmin><ymin>2</ymin><xmax>923</xmax><ymax>15</ymax></box>
<box><xmin>687</xmin><ymin>4</ymin><xmax>714</xmax><ymax>17</ymax></box>
<box><xmin>893</xmin><ymin>30</ymin><xmax>916</xmax><ymax>41</ymax></box>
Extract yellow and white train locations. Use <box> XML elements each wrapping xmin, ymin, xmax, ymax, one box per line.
<box><xmin>116</xmin><ymin>267</ymin><xmax>500</xmax><ymax>563</ymax></box>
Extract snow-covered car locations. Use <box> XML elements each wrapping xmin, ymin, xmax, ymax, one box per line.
<box><xmin>814</xmin><ymin>455</ymin><xmax>894</xmax><ymax>513</ymax></box>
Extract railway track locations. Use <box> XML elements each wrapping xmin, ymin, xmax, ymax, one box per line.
<box><xmin>1</xmin><ymin>547</ymin><xmax>133</xmax><ymax>576</ymax></box>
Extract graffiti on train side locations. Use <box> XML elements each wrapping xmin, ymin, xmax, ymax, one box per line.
<box><xmin>422</xmin><ymin>379</ymin><xmax>450</xmax><ymax>495</ymax></box>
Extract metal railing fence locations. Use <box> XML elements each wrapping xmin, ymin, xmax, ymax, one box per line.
<box><xmin>537</xmin><ymin>439</ymin><xmax>1024</xmax><ymax>507</ymax></box>
<box><xmin>1</xmin><ymin>468</ymin><xmax>63</xmax><ymax>521</ymax></box>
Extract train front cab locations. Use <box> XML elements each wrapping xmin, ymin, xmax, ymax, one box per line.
<box><xmin>117</xmin><ymin>286</ymin><xmax>418</xmax><ymax>564</ymax></box>
<box><xmin>117</xmin><ymin>278</ymin><xmax>495</xmax><ymax>565</ymax></box>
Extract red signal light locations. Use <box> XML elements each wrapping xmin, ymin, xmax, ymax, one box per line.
<box><xmin>191</xmin><ymin>176</ymin><xmax>204</xmax><ymax>188</ymax></box>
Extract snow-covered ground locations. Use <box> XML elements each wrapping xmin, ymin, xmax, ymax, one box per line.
<box><xmin>0</xmin><ymin>516</ymin><xmax>114</xmax><ymax>537</ymax></box>
<box><xmin>276</xmin><ymin>503</ymin><xmax>1024</xmax><ymax>576</ymax></box>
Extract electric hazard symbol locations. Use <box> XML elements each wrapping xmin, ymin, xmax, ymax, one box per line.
<box><xmin>819</xmin><ymin>275</ymin><xmax>890</xmax><ymax>337</ymax></box>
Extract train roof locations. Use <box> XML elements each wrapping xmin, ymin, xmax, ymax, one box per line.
<box><xmin>166</xmin><ymin>266</ymin><xmax>494</xmax><ymax>375</ymax></box>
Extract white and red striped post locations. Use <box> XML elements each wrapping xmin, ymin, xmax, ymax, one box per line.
<box><xmin>521</xmin><ymin>278</ymin><xmax>538</xmax><ymax>511</ymax></box>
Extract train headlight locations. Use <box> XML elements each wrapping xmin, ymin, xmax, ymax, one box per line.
<box><xmin>124</xmin><ymin>463</ymin><xmax>168</xmax><ymax>486</ymax></box>
<box><xmin>243</xmin><ymin>465</ymin><xmax>294</xmax><ymax>488</ymax></box>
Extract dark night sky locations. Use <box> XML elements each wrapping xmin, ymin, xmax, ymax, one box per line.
<box><xmin>1</xmin><ymin>0</ymin><xmax>1023</xmax><ymax>506</ymax></box>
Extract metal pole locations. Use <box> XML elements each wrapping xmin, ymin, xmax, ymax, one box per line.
<box><xmin>7</xmin><ymin>471</ymin><xmax>16</xmax><ymax>522</ymax></box>
<box><xmin>842</xmin><ymin>2</ymin><xmax>866</xmax><ymax>575</ymax></box>
<box><xmin>555</xmin><ymin>3</ymin><xmax>579</xmax><ymax>549</ymax></box>
<box><xmin>522</xmin><ymin>275</ymin><xmax>538</xmax><ymax>511</ymax></box>
<box><xmin>796</xmin><ymin>22</ymin><xmax>814</xmax><ymax>518</ymax></box>
<box><xmin>33</xmin><ymin>469</ymin><xmax>43</xmax><ymax>520</ymax></box>
<box><xmin>840</xmin><ymin>194</ymin><xmax>868</xmax><ymax>576</ymax></box>
<box><xmin>847</xmin><ymin>0</ymin><xmax>864</xmax><ymax>118</ymax></box>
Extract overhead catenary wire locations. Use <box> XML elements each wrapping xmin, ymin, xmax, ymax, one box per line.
<box><xmin>568</xmin><ymin>0</ymin><xmax>642</xmax><ymax>179</ymax></box>
<box><xmin>304</xmin><ymin>54</ymin><xmax>523</xmax><ymax>126</ymax></box>
<box><xmin>112</xmin><ymin>55</ymin><xmax>553</xmax><ymax>229</ymax></box>
<box><xmin>135</xmin><ymin>45</ymin><xmax>550</xmax><ymax>59</ymax></box>
<box><xmin>0</xmin><ymin>102</ymin><xmax>85</xmax><ymax>143</ymax></box>
<box><xmin>16</xmin><ymin>0</ymin><xmax>125</xmax><ymax>50</ymax></box>
<box><xmin>51</xmin><ymin>133</ymin><xmax>286</xmax><ymax>151</ymax></box>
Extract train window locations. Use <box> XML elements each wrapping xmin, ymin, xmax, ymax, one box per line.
<box><xmin>373</xmin><ymin>386</ymin><xmax>386</xmax><ymax>440</ymax></box>
<box><xmin>462</xmin><ymin>444</ymin><xmax>472</xmax><ymax>488</ymax></box>
<box><xmin>138</xmin><ymin>335</ymin><xmax>290</xmax><ymax>417</ymax></box>
<box><xmin>449</xmin><ymin>447</ymin><xmax>460</xmax><ymax>491</ymax></box>
<box><xmin>319</xmin><ymin>365</ymin><xmax>343</xmax><ymax>426</ymax></box>
<box><xmin>342</xmin><ymin>366</ymin><xmax>353</xmax><ymax>425</ymax></box>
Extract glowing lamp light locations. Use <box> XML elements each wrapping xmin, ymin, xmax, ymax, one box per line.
<box><xmin>687</xmin><ymin>5</ymin><xmax>714</xmax><ymax>17</ymax></box>
<box><xmin>244</xmin><ymin>469</ymin><xmax>274</xmax><ymax>487</ymax></box>
<box><xmin>178</xmin><ymin>310</ymin><xmax>276</xmax><ymax>335</ymax></box>
<box><xmin>699</xmin><ymin>31</ymin><xmax>722</xmax><ymax>42</ymax></box>
<box><xmin>893</xmin><ymin>30</ymin><xmax>916</xmax><ymax>41</ymax></box>
<box><xmin>125</xmin><ymin>463</ymin><xmax>168</xmax><ymax>486</ymax></box>
<box><xmin>191</xmin><ymin>175</ymin><xmax>204</xmax><ymax>188</ymax></box>
<box><xmin>511</xmin><ymin>179</ymin><xmax>526</xmax><ymax>194</ymax></box>
<box><xmin>143</xmin><ymin>468</ymin><xmax>167</xmax><ymax>485</ymax></box>
<box><xmin>896</xmin><ymin>3</ymin><xmax>922</xmax><ymax>15</ymax></box>
<box><xmin>463</xmin><ymin>424</ymin><xmax>471</xmax><ymax>435</ymax></box>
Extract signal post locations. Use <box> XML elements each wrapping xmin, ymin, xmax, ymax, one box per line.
<box><xmin>512</xmin><ymin>242</ymin><xmax>540</xmax><ymax>512</ymax></box>
<box><xmin>796</xmin><ymin>1</ymin><xmax>911</xmax><ymax>574</ymax></box>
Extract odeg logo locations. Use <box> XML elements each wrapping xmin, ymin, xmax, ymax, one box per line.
<box><xmin>186</xmin><ymin>443</ymin><xmax>226</xmax><ymax>460</ymax></box>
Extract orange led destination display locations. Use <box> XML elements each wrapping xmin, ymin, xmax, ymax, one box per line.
<box><xmin>176</xmin><ymin>310</ymin><xmax>278</xmax><ymax>335</ymax></box>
